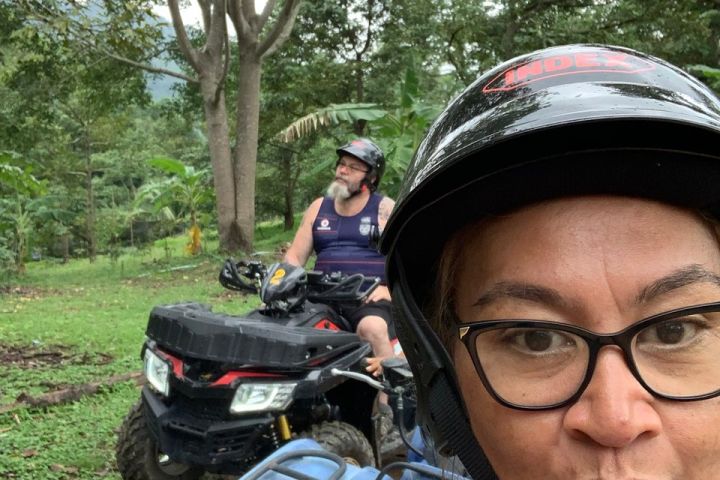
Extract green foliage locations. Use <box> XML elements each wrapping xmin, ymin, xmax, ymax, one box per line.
<box><xmin>0</xmin><ymin>221</ymin><xmax>285</xmax><ymax>478</ymax></box>
<box><xmin>369</xmin><ymin>68</ymin><xmax>441</xmax><ymax>197</ymax></box>
<box><xmin>0</xmin><ymin>196</ymin><xmax>33</xmax><ymax>273</ymax></box>
<box><xmin>141</xmin><ymin>156</ymin><xmax>213</xmax><ymax>226</ymax></box>
<box><xmin>275</xmin><ymin>67</ymin><xmax>441</xmax><ymax>198</ymax></box>
<box><xmin>688</xmin><ymin>64</ymin><xmax>720</xmax><ymax>92</ymax></box>
<box><xmin>0</xmin><ymin>153</ymin><xmax>46</xmax><ymax>273</ymax></box>
<box><xmin>254</xmin><ymin>214</ymin><xmax>304</xmax><ymax>251</ymax></box>
<box><xmin>0</xmin><ymin>154</ymin><xmax>43</xmax><ymax>195</ymax></box>
<box><xmin>5</xmin><ymin>0</ymin><xmax>720</xmax><ymax>257</ymax></box>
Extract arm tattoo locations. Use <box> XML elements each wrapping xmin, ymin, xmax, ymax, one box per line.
<box><xmin>378</xmin><ymin>198</ymin><xmax>395</xmax><ymax>232</ymax></box>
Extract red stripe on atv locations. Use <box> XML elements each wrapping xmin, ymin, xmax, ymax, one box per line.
<box><xmin>156</xmin><ymin>348</ymin><xmax>282</xmax><ymax>386</ymax></box>
<box><xmin>313</xmin><ymin>319</ymin><xmax>341</xmax><ymax>331</ymax></box>
<box><xmin>212</xmin><ymin>371</ymin><xmax>284</xmax><ymax>386</ymax></box>
<box><xmin>156</xmin><ymin>349</ymin><xmax>185</xmax><ymax>379</ymax></box>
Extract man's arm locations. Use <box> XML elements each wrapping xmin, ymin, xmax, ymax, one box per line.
<box><xmin>377</xmin><ymin>196</ymin><xmax>396</xmax><ymax>233</ymax></box>
<box><xmin>284</xmin><ymin>198</ymin><xmax>323</xmax><ymax>267</ymax></box>
<box><xmin>364</xmin><ymin>196</ymin><xmax>396</xmax><ymax>303</ymax></box>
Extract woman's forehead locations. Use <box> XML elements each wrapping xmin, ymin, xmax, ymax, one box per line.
<box><xmin>462</xmin><ymin>196</ymin><xmax>710</xmax><ymax>247</ymax></box>
<box><xmin>453</xmin><ymin>196</ymin><xmax>720</xmax><ymax>317</ymax></box>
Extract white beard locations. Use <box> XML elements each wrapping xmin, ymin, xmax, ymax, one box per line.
<box><xmin>326</xmin><ymin>180</ymin><xmax>351</xmax><ymax>200</ymax></box>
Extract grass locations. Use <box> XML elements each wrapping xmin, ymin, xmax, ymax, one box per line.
<box><xmin>0</xmin><ymin>220</ymin><xmax>298</xmax><ymax>479</ymax></box>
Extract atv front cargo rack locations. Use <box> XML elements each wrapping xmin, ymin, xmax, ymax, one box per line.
<box><xmin>146</xmin><ymin>303</ymin><xmax>365</xmax><ymax>368</ymax></box>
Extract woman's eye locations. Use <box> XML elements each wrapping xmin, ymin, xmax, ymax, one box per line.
<box><xmin>523</xmin><ymin>331</ymin><xmax>553</xmax><ymax>351</ymax></box>
<box><xmin>510</xmin><ymin>329</ymin><xmax>574</xmax><ymax>353</ymax></box>
<box><xmin>638</xmin><ymin>320</ymin><xmax>700</xmax><ymax>347</ymax></box>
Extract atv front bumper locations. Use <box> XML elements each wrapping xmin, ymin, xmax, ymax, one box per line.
<box><xmin>141</xmin><ymin>386</ymin><xmax>276</xmax><ymax>474</ymax></box>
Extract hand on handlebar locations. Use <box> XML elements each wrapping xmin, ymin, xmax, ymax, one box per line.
<box><xmin>363</xmin><ymin>284</ymin><xmax>391</xmax><ymax>303</ymax></box>
<box><xmin>364</xmin><ymin>355</ymin><xmax>387</xmax><ymax>377</ymax></box>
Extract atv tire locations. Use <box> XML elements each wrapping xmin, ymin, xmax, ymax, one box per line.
<box><xmin>302</xmin><ymin>421</ymin><xmax>375</xmax><ymax>467</ymax></box>
<box><xmin>116</xmin><ymin>401</ymin><xmax>204</xmax><ymax>480</ymax></box>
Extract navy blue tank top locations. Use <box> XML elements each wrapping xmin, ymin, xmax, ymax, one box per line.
<box><xmin>312</xmin><ymin>194</ymin><xmax>386</xmax><ymax>282</ymax></box>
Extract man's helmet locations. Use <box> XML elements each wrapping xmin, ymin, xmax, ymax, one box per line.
<box><xmin>336</xmin><ymin>138</ymin><xmax>386</xmax><ymax>191</ymax></box>
<box><xmin>379</xmin><ymin>44</ymin><xmax>720</xmax><ymax>480</ymax></box>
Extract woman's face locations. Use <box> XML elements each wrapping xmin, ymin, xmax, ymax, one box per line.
<box><xmin>453</xmin><ymin>197</ymin><xmax>720</xmax><ymax>479</ymax></box>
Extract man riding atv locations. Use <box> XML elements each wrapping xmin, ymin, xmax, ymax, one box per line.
<box><xmin>283</xmin><ymin>139</ymin><xmax>397</xmax><ymax>422</ymax></box>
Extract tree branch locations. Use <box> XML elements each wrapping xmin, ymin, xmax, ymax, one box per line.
<box><xmin>257</xmin><ymin>0</ymin><xmax>303</xmax><ymax>59</ymax></box>
<box><xmin>18</xmin><ymin>2</ymin><xmax>197</xmax><ymax>83</ymax></box>
<box><xmin>256</xmin><ymin>0</ymin><xmax>277</xmax><ymax>32</ymax></box>
<box><xmin>205</xmin><ymin>0</ymin><xmax>227</xmax><ymax>55</ymax></box>
<box><xmin>0</xmin><ymin>372</ymin><xmax>144</xmax><ymax>415</ymax></box>
<box><xmin>356</xmin><ymin>0</ymin><xmax>375</xmax><ymax>58</ymax></box>
<box><xmin>227</xmin><ymin>0</ymin><xmax>253</xmax><ymax>44</ymax></box>
<box><xmin>104</xmin><ymin>50</ymin><xmax>199</xmax><ymax>84</ymax></box>
<box><xmin>445</xmin><ymin>27</ymin><xmax>471</xmax><ymax>86</ymax></box>
<box><xmin>168</xmin><ymin>0</ymin><xmax>202</xmax><ymax>73</ymax></box>
<box><xmin>214</xmin><ymin>32</ymin><xmax>230</xmax><ymax>104</ymax></box>
<box><xmin>198</xmin><ymin>0</ymin><xmax>213</xmax><ymax>33</ymax></box>
<box><xmin>206</xmin><ymin>0</ymin><xmax>231</xmax><ymax>103</ymax></box>
<box><xmin>571</xmin><ymin>14</ymin><xmax>646</xmax><ymax>35</ymax></box>
<box><xmin>242</xmin><ymin>0</ymin><xmax>257</xmax><ymax>31</ymax></box>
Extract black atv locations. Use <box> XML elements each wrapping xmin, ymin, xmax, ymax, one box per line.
<box><xmin>116</xmin><ymin>259</ymin><xmax>398</xmax><ymax>479</ymax></box>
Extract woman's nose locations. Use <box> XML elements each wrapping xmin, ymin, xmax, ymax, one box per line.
<box><xmin>562</xmin><ymin>348</ymin><xmax>662</xmax><ymax>448</ymax></box>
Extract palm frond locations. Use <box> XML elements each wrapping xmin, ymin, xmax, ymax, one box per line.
<box><xmin>277</xmin><ymin>103</ymin><xmax>387</xmax><ymax>143</ymax></box>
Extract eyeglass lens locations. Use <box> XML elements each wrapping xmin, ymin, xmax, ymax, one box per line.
<box><xmin>337</xmin><ymin>160</ymin><xmax>367</xmax><ymax>173</ymax></box>
<box><xmin>471</xmin><ymin>308</ymin><xmax>720</xmax><ymax>407</ymax></box>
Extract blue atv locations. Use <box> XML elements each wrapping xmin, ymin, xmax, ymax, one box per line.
<box><xmin>237</xmin><ymin>355</ymin><xmax>469</xmax><ymax>480</ymax></box>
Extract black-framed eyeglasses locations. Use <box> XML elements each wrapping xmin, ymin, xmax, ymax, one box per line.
<box><xmin>455</xmin><ymin>301</ymin><xmax>720</xmax><ymax>410</ymax></box>
<box><xmin>336</xmin><ymin>160</ymin><xmax>368</xmax><ymax>173</ymax></box>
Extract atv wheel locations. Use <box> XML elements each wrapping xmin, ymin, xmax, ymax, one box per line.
<box><xmin>116</xmin><ymin>401</ymin><xmax>204</xmax><ymax>480</ymax></box>
<box><xmin>302</xmin><ymin>421</ymin><xmax>375</xmax><ymax>467</ymax></box>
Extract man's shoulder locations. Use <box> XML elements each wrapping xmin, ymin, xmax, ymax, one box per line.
<box><xmin>310</xmin><ymin>196</ymin><xmax>326</xmax><ymax>207</ymax></box>
<box><xmin>304</xmin><ymin>197</ymin><xmax>326</xmax><ymax>220</ymax></box>
<box><xmin>377</xmin><ymin>195</ymin><xmax>396</xmax><ymax>209</ymax></box>
<box><xmin>374</xmin><ymin>191</ymin><xmax>395</xmax><ymax>201</ymax></box>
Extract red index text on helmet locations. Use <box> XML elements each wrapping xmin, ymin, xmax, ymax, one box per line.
<box><xmin>483</xmin><ymin>51</ymin><xmax>656</xmax><ymax>93</ymax></box>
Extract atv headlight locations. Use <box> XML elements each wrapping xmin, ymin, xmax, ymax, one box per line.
<box><xmin>230</xmin><ymin>382</ymin><xmax>297</xmax><ymax>414</ymax></box>
<box><xmin>144</xmin><ymin>349</ymin><xmax>171</xmax><ymax>397</ymax></box>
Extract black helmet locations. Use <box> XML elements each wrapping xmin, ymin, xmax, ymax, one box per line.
<box><xmin>380</xmin><ymin>44</ymin><xmax>720</xmax><ymax>480</ymax></box>
<box><xmin>336</xmin><ymin>138</ymin><xmax>386</xmax><ymax>190</ymax></box>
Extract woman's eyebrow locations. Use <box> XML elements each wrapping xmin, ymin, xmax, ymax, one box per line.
<box><xmin>635</xmin><ymin>264</ymin><xmax>720</xmax><ymax>304</ymax></box>
<box><xmin>472</xmin><ymin>281</ymin><xmax>572</xmax><ymax>310</ymax></box>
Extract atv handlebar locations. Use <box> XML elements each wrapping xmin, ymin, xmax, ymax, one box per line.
<box><xmin>218</xmin><ymin>259</ymin><xmax>266</xmax><ymax>293</ymax></box>
<box><xmin>306</xmin><ymin>272</ymin><xmax>381</xmax><ymax>306</ymax></box>
<box><xmin>330</xmin><ymin>368</ymin><xmax>386</xmax><ymax>390</ymax></box>
<box><xmin>330</xmin><ymin>357</ymin><xmax>421</xmax><ymax>459</ymax></box>
<box><xmin>219</xmin><ymin>258</ymin><xmax>381</xmax><ymax>308</ymax></box>
<box><xmin>330</xmin><ymin>357</ymin><xmax>413</xmax><ymax>395</ymax></box>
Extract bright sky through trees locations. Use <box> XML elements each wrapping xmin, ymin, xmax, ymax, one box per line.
<box><xmin>153</xmin><ymin>0</ymin><xmax>268</xmax><ymax>36</ymax></box>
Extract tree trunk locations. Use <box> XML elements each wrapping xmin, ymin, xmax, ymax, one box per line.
<box><xmin>164</xmin><ymin>0</ymin><xmax>301</xmax><ymax>253</ymax></box>
<box><xmin>85</xmin><ymin>153</ymin><xmax>96</xmax><ymax>262</ymax></box>
<box><xmin>200</xmin><ymin>79</ymin><xmax>239</xmax><ymax>253</ymax></box>
<box><xmin>353</xmin><ymin>53</ymin><xmax>367</xmax><ymax>135</ymax></box>
<box><xmin>233</xmin><ymin>50</ymin><xmax>262</xmax><ymax>252</ymax></box>
<box><xmin>14</xmin><ymin>228</ymin><xmax>26</xmax><ymax>274</ymax></box>
<box><xmin>61</xmin><ymin>233</ymin><xmax>69</xmax><ymax>263</ymax></box>
<box><xmin>281</xmin><ymin>150</ymin><xmax>294</xmax><ymax>231</ymax></box>
<box><xmin>501</xmin><ymin>0</ymin><xmax>519</xmax><ymax>59</ymax></box>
